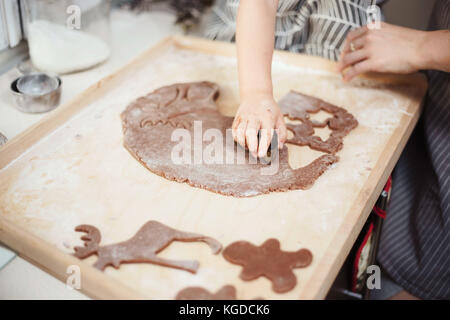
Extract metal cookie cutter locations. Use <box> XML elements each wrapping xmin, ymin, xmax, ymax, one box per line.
<box><xmin>10</xmin><ymin>72</ymin><xmax>62</xmax><ymax>113</ymax></box>
<box><xmin>237</xmin><ymin>130</ymin><xmax>279</xmax><ymax>165</ymax></box>
<box><xmin>258</xmin><ymin>130</ymin><xmax>279</xmax><ymax>165</ymax></box>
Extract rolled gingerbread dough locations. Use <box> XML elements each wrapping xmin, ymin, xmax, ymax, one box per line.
<box><xmin>120</xmin><ymin>82</ymin><xmax>357</xmax><ymax>197</ymax></box>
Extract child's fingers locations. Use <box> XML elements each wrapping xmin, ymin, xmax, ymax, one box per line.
<box><xmin>235</xmin><ymin>120</ymin><xmax>248</xmax><ymax>148</ymax></box>
<box><xmin>276</xmin><ymin>117</ymin><xmax>287</xmax><ymax>149</ymax></box>
<box><xmin>245</xmin><ymin>120</ymin><xmax>260</xmax><ymax>157</ymax></box>
<box><xmin>258</xmin><ymin>125</ymin><xmax>273</xmax><ymax>158</ymax></box>
<box><xmin>232</xmin><ymin>116</ymin><xmax>241</xmax><ymax>139</ymax></box>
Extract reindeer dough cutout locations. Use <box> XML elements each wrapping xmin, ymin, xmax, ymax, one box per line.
<box><xmin>73</xmin><ymin>221</ymin><xmax>222</xmax><ymax>273</ymax></box>
<box><xmin>223</xmin><ymin>239</ymin><xmax>313</xmax><ymax>293</ymax></box>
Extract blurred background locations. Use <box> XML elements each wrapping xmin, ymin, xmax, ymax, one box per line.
<box><xmin>0</xmin><ymin>0</ymin><xmax>437</xmax><ymax>75</ymax></box>
<box><xmin>384</xmin><ymin>0</ymin><xmax>436</xmax><ymax>30</ymax></box>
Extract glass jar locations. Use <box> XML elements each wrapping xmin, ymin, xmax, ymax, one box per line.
<box><xmin>21</xmin><ymin>0</ymin><xmax>111</xmax><ymax>74</ymax></box>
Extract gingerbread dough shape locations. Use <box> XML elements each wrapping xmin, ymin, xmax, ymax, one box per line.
<box><xmin>121</xmin><ymin>82</ymin><xmax>357</xmax><ymax>197</ymax></box>
<box><xmin>176</xmin><ymin>285</ymin><xmax>237</xmax><ymax>300</ymax></box>
<box><xmin>279</xmin><ymin>90</ymin><xmax>358</xmax><ymax>154</ymax></box>
<box><xmin>176</xmin><ymin>285</ymin><xmax>264</xmax><ymax>300</ymax></box>
<box><xmin>73</xmin><ymin>220</ymin><xmax>222</xmax><ymax>272</ymax></box>
<box><xmin>223</xmin><ymin>239</ymin><xmax>313</xmax><ymax>293</ymax></box>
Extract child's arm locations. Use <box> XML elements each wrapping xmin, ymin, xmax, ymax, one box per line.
<box><xmin>232</xmin><ymin>0</ymin><xmax>287</xmax><ymax>159</ymax></box>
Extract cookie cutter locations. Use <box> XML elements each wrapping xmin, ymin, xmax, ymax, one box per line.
<box><xmin>10</xmin><ymin>72</ymin><xmax>62</xmax><ymax>113</ymax></box>
<box><xmin>238</xmin><ymin>131</ymin><xmax>278</xmax><ymax>165</ymax></box>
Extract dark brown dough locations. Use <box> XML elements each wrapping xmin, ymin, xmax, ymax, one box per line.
<box><xmin>121</xmin><ymin>82</ymin><xmax>357</xmax><ymax>197</ymax></box>
<box><xmin>73</xmin><ymin>221</ymin><xmax>222</xmax><ymax>272</ymax></box>
<box><xmin>176</xmin><ymin>285</ymin><xmax>237</xmax><ymax>300</ymax></box>
<box><xmin>279</xmin><ymin>91</ymin><xmax>358</xmax><ymax>154</ymax></box>
<box><xmin>223</xmin><ymin>239</ymin><xmax>312</xmax><ymax>293</ymax></box>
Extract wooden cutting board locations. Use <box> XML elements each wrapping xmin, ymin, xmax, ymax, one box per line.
<box><xmin>0</xmin><ymin>36</ymin><xmax>427</xmax><ymax>299</ymax></box>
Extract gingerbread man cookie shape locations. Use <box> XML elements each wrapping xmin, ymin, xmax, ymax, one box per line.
<box><xmin>73</xmin><ymin>220</ymin><xmax>222</xmax><ymax>273</ymax></box>
<box><xmin>176</xmin><ymin>285</ymin><xmax>237</xmax><ymax>300</ymax></box>
<box><xmin>223</xmin><ymin>239</ymin><xmax>313</xmax><ymax>293</ymax></box>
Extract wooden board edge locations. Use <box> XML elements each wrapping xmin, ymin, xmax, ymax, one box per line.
<box><xmin>300</xmin><ymin>85</ymin><xmax>428</xmax><ymax>299</ymax></box>
<box><xmin>0</xmin><ymin>217</ymin><xmax>148</xmax><ymax>300</ymax></box>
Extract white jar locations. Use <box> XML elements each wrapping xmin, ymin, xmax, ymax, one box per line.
<box><xmin>22</xmin><ymin>0</ymin><xmax>111</xmax><ymax>74</ymax></box>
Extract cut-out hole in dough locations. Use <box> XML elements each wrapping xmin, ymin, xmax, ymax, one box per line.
<box><xmin>287</xmin><ymin>128</ymin><xmax>295</xmax><ymax>140</ymax></box>
<box><xmin>286</xmin><ymin>143</ymin><xmax>328</xmax><ymax>170</ymax></box>
<box><xmin>284</xmin><ymin>116</ymin><xmax>302</xmax><ymax>126</ymax></box>
<box><xmin>313</xmin><ymin>127</ymin><xmax>332</xmax><ymax>141</ymax></box>
<box><xmin>309</xmin><ymin>110</ymin><xmax>332</xmax><ymax>123</ymax></box>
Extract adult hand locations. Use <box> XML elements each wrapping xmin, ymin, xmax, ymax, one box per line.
<box><xmin>338</xmin><ymin>22</ymin><xmax>428</xmax><ymax>81</ymax></box>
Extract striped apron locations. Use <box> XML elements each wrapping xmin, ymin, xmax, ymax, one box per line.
<box><xmin>378</xmin><ymin>1</ymin><xmax>450</xmax><ymax>300</ymax></box>
<box><xmin>202</xmin><ymin>0</ymin><xmax>380</xmax><ymax>61</ymax></box>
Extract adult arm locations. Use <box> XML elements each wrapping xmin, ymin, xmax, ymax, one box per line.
<box><xmin>338</xmin><ymin>22</ymin><xmax>450</xmax><ymax>81</ymax></box>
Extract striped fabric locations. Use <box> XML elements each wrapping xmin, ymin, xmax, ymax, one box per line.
<box><xmin>378</xmin><ymin>1</ymin><xmax>450</xmax><ymax>300</ymax></box>
<box><xmin>202</xmin><ymin>0</ymin><xmax>379</xmax><ymax>61</ymax></box>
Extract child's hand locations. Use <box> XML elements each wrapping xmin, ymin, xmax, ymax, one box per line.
<box><xmin>232</xmin><ymin>93</ymin><xmax>287</xmax><ymax>159</ymax></box>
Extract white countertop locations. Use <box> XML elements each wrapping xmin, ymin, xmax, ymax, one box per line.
<box><xmin>0</xmin><ymin>9</ymin><xmax>183</xmax><ymax>299</ymax></box>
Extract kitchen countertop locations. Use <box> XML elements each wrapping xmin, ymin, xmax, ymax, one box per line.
<box><xmin>0</xmin><ymin>8</ymin><xmax>182</xmax><ymax>299</ymax></box>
